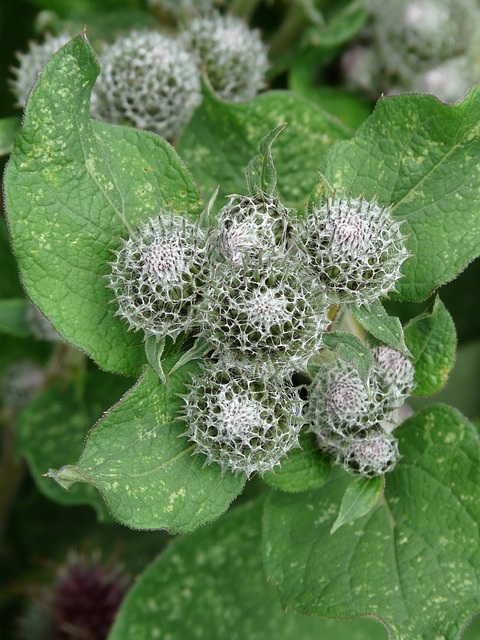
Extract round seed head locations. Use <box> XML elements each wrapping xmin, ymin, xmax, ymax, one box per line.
<box><xmin>10</xmin><ymin>33</ymin><xmax>70</xmax><ymax>107</ymax></box>
<box><xmin>209</xmin><ymin>193</ymin><xmax>294</xmax><ymax>267</ymax></box>
<box><xmin>339</xmin><ymin>432</ymin><xmax>400</xmax><ymax>478</ymax></box>
<box><xmin>183</xmin><ymin>12</ymin><xmax>268</xmax><ymax>101</ymax></box>
<box><xmin>92</xmin><ymin>31</ymin><xmax>201</xmax><ymax>141</ymax></box>
<box><xmin>180</xmin><ymin>363</ymin><xmax>303</xmax><ymax>477</ymax></box>
<box><xmin>297</xmin><ymin>195</ymin><xmax>410</xmax><ymax>304</ymax></box>
<box><xmin>197</xmin><ymin>259</ymin><xmax>330</xmax><ymax>375</ymax></box>
<box><xmin>341</xmin><ymin>44</ymin><xmax>380</xmax><ymax>96</ymax></box>
<box><xmin>108</xmin><ymin>214</ymin><xmax>207</xmax><ymax>340</ymax></box>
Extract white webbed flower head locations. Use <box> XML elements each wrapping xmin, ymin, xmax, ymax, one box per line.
<box><xmin>10</xmin><ymin>33</ymin><xmax>70</xmax><ymax>107</ymax></box>
<box><xmin>208</xmin><ymin>193</ymin><xmax>294</xmax><ymax>267</ymax></box>
<box><xmin>197</xmin><ymin>259</ymin><xmax>330</xmax><ymax>375</ymax></box>
<box><xmin>308</xmin><ymin>359</ymin><xmax>385</xmax><ymax>439</ymax></box>
<box><xmin>183</xmin><ymin>12</ymin><xmax>268</xmax><ymax>101</ymax></box>
<box><xmin>296</xmin><ymin>194</ymin><xmax>410</xmax><ymax>304</ymax></box>
<box><xmin>108</xmin><ymin>213</ymin><xmax>206</xmax><ymax>340</ymax></box>
<box><xmin>180</xmin><ymin>362</ymin><xmax>303</xmax><ymax>477</ymax></box>
<box><xmin>372</xmin><ymin>345</ymin><xmax>415</xmax><ymax>409</ymax></box>
<box><xmin>370</xmin><ymin>0</ymin><xmax>476</xmax><ymax>81</ymax></box>
<box><xmin>92</xmin><ymin>32</ymin><xmax>201</xmax><ymax>141</ymax></box>
<box><xmin>147</xmin><ymin>0</ymin><xmax>213</xmax><ymax>19</ymax></box>
<box><xmin>339</xmin><ymin>432</ymin><xmax>400</xmax><ymax>478</ymax></box>
<box><xmin>411</xmin><ymin>56</ymin><xmax>472</xmax><ymax>102</ymax></box>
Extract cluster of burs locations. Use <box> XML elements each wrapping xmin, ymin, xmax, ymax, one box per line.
<box><xmin>10</xmin><ymin>9</ymin><xmax>268</xmax><ymax>142</ymax></box>
<box><xmin>342</xmin><ymin>0</ymin><xmax>480</xmax><ymax>103</ymax></box>
<box><xmin>108</xmin><ymin>160</ymin><xmax>413</xmax><ymax>479</ymax></box>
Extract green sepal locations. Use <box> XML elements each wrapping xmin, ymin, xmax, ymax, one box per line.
<box><xmin>245</xmin><ymin>123</ymin><xmax>287</xmax><ymax>197</ymax></box>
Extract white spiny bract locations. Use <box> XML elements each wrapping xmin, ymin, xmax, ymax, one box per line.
<box><xmin>180</xmin><ymin>363</ymin><xmax>303</xmax><ymax>477</ymax></box>
<box><xmin>107</xmin><ymin>214</ymin><xmax>206</xmax><ymax>340</ymax></box>
<box><xmin>197</xmin><ymin>259</ymin><xmax>330</xmax><ymax>375</ymax></box>
<box><xmin>296</xmin><ymin>195</ymin><xmax>409</xmax><ymax>304</ymax></box>
<box><xmin>91</xmin><ymin>32</ymin><xmax>201</xmax><ymax>141</ymax></box>
<box><xmin>183</xmin><ymin>12</ymin><xmax>268</xmax><ymax>102</ymax></box>
<box><xmin>208</xmin><ymin>193</ymin><xmax>294</xmax><ymax>266</ymax></box>
<box><xmin>10</xmin><ymin>33</ymin><xmax>70</xmax><ymax>107</ymax></box>
<box><xmin>339</xmin><ymin>432</ymin><xmax>400</xmax><ymax>478</ymax></box>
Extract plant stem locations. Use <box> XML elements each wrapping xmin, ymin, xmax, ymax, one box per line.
<box><xmin>0</xmin><ymin>411</ymin><xmax>25</xmax><ymax>549</ymax></box>
<box><xmin>231</xmin><ymin>0</ymin><xmax>262</xmax><ymax>20</ymax></box>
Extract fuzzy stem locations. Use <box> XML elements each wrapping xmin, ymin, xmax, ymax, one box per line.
<box><xmin>268</xmin><ymin>3</ymin><xmax>308</xmax><ymax>57</ymax></box>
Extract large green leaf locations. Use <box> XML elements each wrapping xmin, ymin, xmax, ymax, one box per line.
<box><xmin>108</xmin><ymin>499</ymin><xmax>387</xmax><ymax>640</ymax></box>
<box><xmin>4</xmin><ymin>34</ymin><xmax>202</xmax><ymax>376</ymax></box>
<box><xmin>16</xmin><ymin>368</ymin><xmax>132</xmax><ymax>519</ymax></box>
<box><xmin>0</xmin><ymin>116</ymin><xmax>20</xmax><ymax>156</ymax></box>
<box><xmin>49</xmin><ymin>362</ymin><xmax>245</xmax><ymax>533</ymax></box>
<box><xmin>323</xmin><ymin>89</ymin><xmax>480</xmax><ymax>302</ymax></box>
<box><xmin>179</xmin><ymin>86</ymin><xmax>350</xmax><ymax>208</ymax></box>
<box><xmin>405</xmin><ymin>297</ymin><xmax>457</xmax><ymax>396</ymax></box>
<box><xmin>264</xmin><ymin>405</ymin><xmax>480</xmax><ymax>639</ymax></box>
<box><xmin>331</xmin><ymin>475</ymin><xmax>384</xmax><ymax>534</ymax></box>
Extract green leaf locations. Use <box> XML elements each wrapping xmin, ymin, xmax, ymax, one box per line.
<box><xmin>331</xmin><ymin>475</ymin><xmax>384</xmax><ymax>534</ymax></box>
<box><xmin>405</xmin><ymin>297</ymin><xmax>456</xmax><ymax>396</ymax></box>
<box><xmin>0</xmin><ymin>299</ymin><xmax>30</xmax><ymax>337</ymax></box>
<box><xmin>48</xmin><ymin>362</ymin><xmax>245</xmax><ymax>533</ymax></box>
<box><xmin>323</xmin><ymin>89</ymin><xmax>480</xmax><ymax>301</ymax></box>
<box><xmin>264</xmin><ymin>404</ymin><xmax>480</xmax><ymax>639</ymax></box>
<box><xmin>351</xmin><ymin>301</ymin><xmax>409</xmax><ymax>355</ymax></box>
<box><xmin>245</xmin><ymin>123</ymin><xmax>286</xmax><ymax>197</ymax></box>
<box><xmin>263</xmin><ymin>431</ymin><xmax>331</xmax><ymax>493</ymax></box>
<box><xmin>16</xmin><ymin>368</ymin><xmax>132</xmax><ymax>519</ymax></box>
<box><xmin>4</xmin><ymin>34</ymin><xmax>202</xmax><ymax>376</ymax></box>
<box><xmin>306</xmin><ymin>0</ymin><xmax>367</xmax><ymax>48</ymax></box>
<box><xmin>0</xmin><ymin>116</ymin><xmax>20</xmax><ymax>156</ymax></box>
<box><xmin>109</xmin><ymin>498</ymin><xmax>388</xmax><ymax>640</ymax></box>
<box><xmin>179</xmin><ymin>87</ymin><xmax>350</xmax><ymax>208</ymax></box>
<box><xmin>322</xmin><ymin>331</ymin><xmax>374</xmax><ymax>382</ymax></box>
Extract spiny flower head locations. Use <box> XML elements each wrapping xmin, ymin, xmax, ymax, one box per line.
<box><xmin>196</xmin><ymin>259</ymin><xmax>330</xmax><ymax>375</ymax></box>
<box><xmin>108</xmin><ymin>213</ymin><xmax>207</xmax><ymax>340</ymax></box>
<box><xmin>296</xmin><ymin>194</ymin><xmax>410</xmax><ymax>304</ymax></box>
<box><xmin>339</xmin><ymin>432</ymin><xmax>400</xmax><ymax>478</ymax></box>
<box><xmin>183</xmin><ymin>12</ymin><xmax>268</xmax><ymax>102</ymax></box>
<box><xmin>10</xmin><ymin>33</ymin><xmax>70</xmax><ymax>107</ymax></box>
<box><xmin>92</xmin><ymin>31</ymin><xmax>201</xmax><ymax>141</ymax></box>
<box><xmin>308</xmin><ymin>359</ymin><xmax>385</xmax><ymax>439</ymax></box>
<box><xmin>16</xmin><ymin>551</ymin><xmax>131</xmax><ymax>640</ymax></box>
<box><xmin>208</xmin><ymin>193</ymin><xmax>294</xmax><ymax>267</ymax></box>
<box><xmin>180</xmin><ymin>362</ymin><xmax>303</xmax><ymax>476</ymax></box>
<box><xmin>147</xmin><ymin>0</ymin><xmax>214</xmax><ymax>19</ymax></box>
<box><xmin>411</xmin><ymin>56</ymin><xmax>471</xmax><ymax>102</ymax></box>
<box><xmin>369</xmin><ymin>0</ymin><xmax>477</xmax><ymax>80</ymax></box>
<box><xmin>372</xmin><ymin>345</ymin><xmax>415</xmax><ymax>407</ymax></box>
